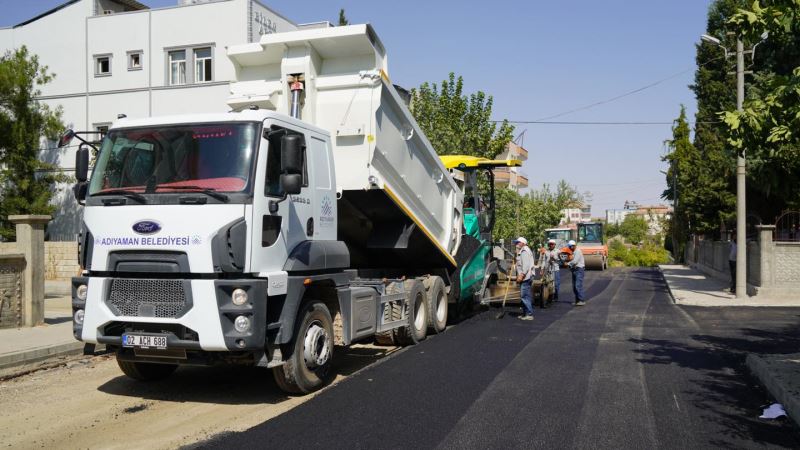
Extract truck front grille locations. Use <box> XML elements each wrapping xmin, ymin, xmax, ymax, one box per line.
<box><xmin>107</xmin><ymin>279</ymin><xmax>189</xmax><ymax>318</ymax></box>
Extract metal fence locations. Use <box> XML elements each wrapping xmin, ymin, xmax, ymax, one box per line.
<box><xmin>775</xmin><ymin>211</ymin><xmax>800</xmax><ymax>242</ymax></box>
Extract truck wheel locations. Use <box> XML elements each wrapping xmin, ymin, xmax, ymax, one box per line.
<box><xmin>272</xmin><ymin>301</ymin><xmax>334</xmax><ymax>394</ymax></box>
<box><xmin>116</xmin><ymin>357</ymin><xmax>177</xmax><ymax>381</ymax></box>
<box><xmin>395</xmin><ymin>279</ymin><xmax>428</xmax><ymax>345</ymax></box>
<box><xmin>424</xmin><ymin>276</ymin><xmax>447</xmax><ymax>334</ymax></box>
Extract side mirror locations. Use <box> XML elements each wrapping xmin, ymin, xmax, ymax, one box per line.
<box><xmin>58</xmin><ymin>129</ymin><xmax>75</xmax><ymax>148</ymax></box>
<box><xmin>281</xmin><ymin>134</ymin><xmax>305</xmax><ymax>175</ymax></box>
<box><xmin>75</xmin><ymin>145</ymin><xmax>90</xmax><ymax>183</ymax></box>
<box><xmin>280</xmin><ymin>174</ymin><xmax>302</xmax><ymax>195</ymax></box>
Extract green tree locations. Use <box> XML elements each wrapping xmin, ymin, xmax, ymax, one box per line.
<box><xmin>0</xmin><ymin>46</ymin><xmax>64</xmax><ymax>240</ymax></box>
<box><xmin>493</xmin><ymin>188</ymin><xmax>524</xmax><ymax>242</ymax></box>
<box><xmin>493</xmin><ymin>182</ymin><xmax>577</xmax><ymax>247</ymax></box>
<box><xmin>409</xmin><ymin>72</ymin><xmax>514</xmax><ymax>159</ymax></box>
<box><xmin>337</xmin><ymin>8</ymin><xmax>349</xmax><ymax>26</ymax></box>
<box><xmin>618</xmin><ymin>214</ymin><xmax>648</xmax><ymax>245</ymax></box>
<box><xmin>554</xmin><ymin>179</ymin><xmax>583</xmax><ymax>210</ymax></box>
<box><xmin>662</xmin><ymin>106</ymin><xmax>718</xmax><ymax>260</ymax></box>
<box><xmin>722</xmin><ymin>1</ymin><xmax>800</xmax><ymax>214</ymax></box>
<box><xmin>521</xmin><ymin>186</ymin><xmax>565</xmax><ymax>247</ymax></box>
<box><xmin>689</xmin><ymin>0</ymin><xmax>742</xmax><ymax>236</ymax></box>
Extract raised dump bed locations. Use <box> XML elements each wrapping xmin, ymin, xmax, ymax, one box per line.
<box><xmin>227</xmin><ymin>25</ymin><xmax>462</xmax><ymax>270</ymax></box>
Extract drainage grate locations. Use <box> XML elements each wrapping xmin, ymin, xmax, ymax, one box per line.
<box><xmin>107</xmin><ymin>279</ymin><xmax>188</xmax><ymax>318</ymax></box>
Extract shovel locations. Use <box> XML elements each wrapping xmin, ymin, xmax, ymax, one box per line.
<box><xmin>496</xmin><ymin>256</ymin><xmax>517</xmax><ymax>319</ymax></box>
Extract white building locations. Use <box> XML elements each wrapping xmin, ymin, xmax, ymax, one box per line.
<box><xmin>560</xmin><ymin>206</ymin><xmax>590</xmax><ymax>224</ymax></box>
<box><xmin>0</xmin><ymin>0</ymin><xmax>318</xmax><ymax>238</ymax></box>
<box><xmin>605</xmin><ymin>208</ymin><xmax>630</xmax><ymax>225</ymax></box>
<box><xmin>494</xmin><ymin>141</ymin><xmax>528</xmax><ymax>192</ymax></box>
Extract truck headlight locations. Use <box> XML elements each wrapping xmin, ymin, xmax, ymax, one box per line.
<box><xmin>74</xmin><ymin>309</ymin><xmax>85</xmax><ymax>325</ymax></box>
<box><xmin>232</xmin><ymin>288</ymin><xmax>248</xmax><ymax>306</ymax></box>
<box><xmin>76</xmin><ymin>284</ymin><xmax>88</xmax><ymax>301</ymax></box>
<box><xmin>234</xmin><ymin>315</ymin><xmax>251</xmax><ymax>332</ymax></box>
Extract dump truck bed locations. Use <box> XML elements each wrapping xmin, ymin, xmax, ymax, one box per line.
<box><xmin>227</xmin><ymin>25</ymin><xmax>461</xmax><ymax>269</ymax></box>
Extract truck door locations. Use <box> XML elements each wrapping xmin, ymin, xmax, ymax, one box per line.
<box><xmin>250</xmin><ymin>122</ymin><xmax>315</xmax><ymax>272</ymax></box>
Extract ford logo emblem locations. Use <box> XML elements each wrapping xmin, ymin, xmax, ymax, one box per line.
<box><xmin>132</xmin><ymin>220</ymin><xmax>161</xmax><ymax>235</ymax></box>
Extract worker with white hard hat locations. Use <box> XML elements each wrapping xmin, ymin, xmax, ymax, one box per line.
<box><xmin>539</xmin><ymin>238</ymin><xmax>561</xmax><ymax>301</ymax></box>
<box><xmin>567</xmin><ymin>240</ymin><xmax>586</xmax><ymax>306</ymax></box>
<box><xmin>512</xmin><ymin>237</ymin><xmax>535</xmax><ymax>320</ymax></box>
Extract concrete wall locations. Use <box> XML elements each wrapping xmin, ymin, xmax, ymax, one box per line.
<box><xmin>0</xmin><ymin>242</ymin><xmax>78</xmax><ymax>281</ymax></box>
<box><xmin>686</xmin><ymin>226</ymin><xmax>800</xmax><ymax>298</ymax></box>
<box><xmin>0</xmin><ymin>254</ymin><xmax>25</xmax><ymax>329</ymax></box>
<box><xmin>45</xmin><ymin>242</ymin><xmax>80</xmax><ymax>281</ymax></box>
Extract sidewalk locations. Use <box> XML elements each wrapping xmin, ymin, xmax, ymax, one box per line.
<box><xmin>0</xmin><ymin>280</ymin><xmax>89</xmax><ymax>378</ymax></box>
<box><xmin>658</xmin><ymin>264</ymin><xmax>800</xmax><ymax>307</ymax></box>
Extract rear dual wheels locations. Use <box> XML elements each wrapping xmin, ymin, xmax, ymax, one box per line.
<box><xmin>273</xmin><ymin>301</ymin><xmax>334</xmax><ymax>394</ymax></box>
<box><xmin>375</xmin><ymin>279</ymin><xmax>430</xmax><ymax>346</ymax></box>
<box><xmin>424</xmin><ymin>276</ymin><xmax>447</xmax><ymax>334</ymax></box>
<box><xmin>395</xmin><ymin>279</ymin><xmax>428</xmax><ymax>345</ymax></box>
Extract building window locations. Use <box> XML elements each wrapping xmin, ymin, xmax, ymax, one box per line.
<box><xmin>194</xmin><ymin>47</ymin><xmax>212</xmax><ymax>82</ymax></box>
<box><xmin>94</xmin><ymin>54</ymin><xmax>111</xmax><ymax>77</ymax></box>
<box><xmin>128</xmin><ymin>51</ymin><xmax>143</xmax><ymax>71</ymax></box>
<box><xmin>168</xmin><ymin>50</ymin><xmax>186</xmax><ymax>85</ymax></box>
<box><xmin>165</xmin><ymin>45</ymin><xmax>214</xmax><ymax>85</ymax></box>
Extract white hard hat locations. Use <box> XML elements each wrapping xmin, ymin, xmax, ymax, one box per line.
<box><xmin>547</xmin><ymin>239</ymin><xmax>556</xmax><ymax>245</ymax></box>
<box><xmin>513</xmin><ymin>237</ymin><xmax>528</xmax><ymax>245</ymax></box>
<box><xmin>568</xmin><ymin>240</ymin><xmax>577</xmax><ymax>247</ymax></box>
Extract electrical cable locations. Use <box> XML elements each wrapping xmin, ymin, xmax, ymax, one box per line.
<box><xmin>492</xmin><ymin>55</ymin><xmax>726</xmax><ymax>124</ymax></box>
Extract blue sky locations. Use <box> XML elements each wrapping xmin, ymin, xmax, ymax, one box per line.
<box><xmin>2</xmin><ymin>0</ymin><xmax>714</xmax><ymax>215</ymax></box>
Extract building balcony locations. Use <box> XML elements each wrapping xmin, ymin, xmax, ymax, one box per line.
<box><xmin>493</xmin><ymin>168</ymin><xmax>528</xmax><ymax>189</ymax></box>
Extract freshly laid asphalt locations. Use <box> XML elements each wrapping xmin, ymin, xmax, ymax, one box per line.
<box><xmin>203</xmin><ymin>268</ymin><xmax>800</xmax><ymax>449</ymax></box>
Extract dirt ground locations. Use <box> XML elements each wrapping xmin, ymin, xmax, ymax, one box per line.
<box><xmin>0</xmin><ymin>344</ymin><xmax>397</xmax><ymax>449</ymax></box>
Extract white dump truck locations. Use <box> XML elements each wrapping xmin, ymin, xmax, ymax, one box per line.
<box><xmin>64</xmin><ymin>25</ymin><xmax>517</xmax><ymax>393</ymax></box>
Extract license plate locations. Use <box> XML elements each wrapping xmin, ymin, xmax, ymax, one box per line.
<box><xmin>122</xmin><ymin>334</ymin><xmax>168</xmax><ymax>349</ymax></box>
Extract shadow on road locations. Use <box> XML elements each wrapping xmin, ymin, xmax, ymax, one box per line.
<box><xmin>630</xmin><ymin>317</ymin><xmax>800</xmax><ymax>448</ymax></box>
<box><xmin>96</xmin><ymin>344</ymin><xmax>395</xmax><ymax>405</ymax></box>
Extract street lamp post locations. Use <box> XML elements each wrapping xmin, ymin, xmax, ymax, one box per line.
<box><xmin>700</xmin><ymin>33</ymin><xmax>763</xmax><ymax>298</ymax></box>
<box><xmin>734</xmin><ymin>39</ymin><xmax>746</xmax><ymax>299</ymax></box>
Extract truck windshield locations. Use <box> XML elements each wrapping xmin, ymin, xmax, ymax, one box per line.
<box><xmin>578</xmin><ymin>224</ymin><xmax>603</xmax><ymax>243</ymax></box>
<box><xmin>547</xmin><ymin>230</ymin><xmax>571</xmax><ymax>242</ymax></box>
<box><xmin>88</xmin><ymin>122</ymin><xmax>258</xmax><ymax>196</ymax></box>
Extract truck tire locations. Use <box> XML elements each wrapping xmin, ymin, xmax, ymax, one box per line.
<box><xmin>395</xmin><ymin>279</ymin><xmax>428</xmax><ymax>345</ymax></box>
<box><xmin>424</xmin><ymin>276</ymin><xmax>447</xmax><ymax>334</ymax></box>
<box><xmin>116</xmin><ymin>357</ymin><xmax>177</xmax><ymax>381</ymax></box>
<box><xmin>272</xmin><ymin>301</ymin><xmax>334</xmax><ymax>394</ymax></box>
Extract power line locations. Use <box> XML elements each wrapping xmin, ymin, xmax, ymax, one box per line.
<box><xmin>529</xmin><ymin>55</ymin><xmax>725</xmax><ymax>122</ymax></box>
<box><xmin>498</xmin><ymin>120</ymin><xmax>719</xmax><ymax>125</ymax></box>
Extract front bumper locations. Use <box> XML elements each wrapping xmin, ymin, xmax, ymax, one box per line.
<box><xmin>72</xmin><ymin>276</ymin><xmax>267</xmax><ymax>351</ymax></box>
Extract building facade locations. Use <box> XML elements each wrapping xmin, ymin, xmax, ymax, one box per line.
<box><xmin>494</xmin><ymin>141</ymin><xmax>529</xmax><ymax>192</ymax></box>
<box><xmin>605</xmin><ymin>208</ymin><xmax>631</xmax><ymax>225</ymax></box>
<box><xmin>0</xmin><ymin>0</ymin><xmax>308</xmax><ymax>238</ymax></box>
<box><xmin>560</xmin><ymin>206</ymin><xmax>591</xmax><ymax>224</ymax></box>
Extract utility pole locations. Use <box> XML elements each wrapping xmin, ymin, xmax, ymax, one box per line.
<box><xmin>701</xmin><ymin>32</ymin><xmax>767</xmax><ymax>298</ymax></box>
<box><xmin>735</xmin><ymin>38</ymin><xmax>746</xmax><ymax>298</ymax></box>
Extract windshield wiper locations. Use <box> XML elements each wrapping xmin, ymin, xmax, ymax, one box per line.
<box><xmin>154</xmin><ymin>185</ymin><xmax>229</xmax><ymax>202</ymax></box>
<box><xmin>93</xmin><ymin>189</ymin><xmax>147</xmax><ymax>203</ymax></box>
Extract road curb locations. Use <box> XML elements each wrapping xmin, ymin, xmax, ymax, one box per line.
<box><xmin>746</xmin><ymin>353</ymin><xmax>800</xmax><ymax>428</ymax></box>
<box><xmin>656</xmin><ymin>266</ymin><xmax>678</xmax><ymax>304</ymax></box>
<box><xmin>0</xmin><ymin>342</ymin><xmax>84</xmax><ymax>374</ymax></box>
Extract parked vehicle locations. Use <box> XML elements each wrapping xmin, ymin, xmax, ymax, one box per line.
<box><xmin>62</xmin><ymin>25</ymin><xmax>519</xmax><ymax>394</ymax></box>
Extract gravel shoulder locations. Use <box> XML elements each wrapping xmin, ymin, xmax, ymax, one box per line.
<box><xmin>0</xmin><ymin>344</ymin><xmax>397</xmax><ymax>449</ymax></box>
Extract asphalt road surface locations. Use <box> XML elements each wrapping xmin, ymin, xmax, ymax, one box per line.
<box><xmin>203</xmin><ymin>267</ymin><xmax>800</xmax><ymax>449</ymax></box>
